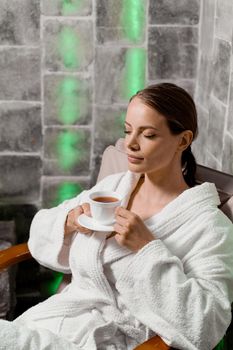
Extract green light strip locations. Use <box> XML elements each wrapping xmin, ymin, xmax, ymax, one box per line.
<box><xmin>58</xmin><ymin>27</ymin><xmax>80</xmax><ymax>69</ymax></box>
<box><xmin>56</xmin><ymin>130</ymin><xmax>84</xmax><ymax>171</ymax></box>
<box><xmin>122</xmin><ymin>48</ymin><xmax>146</xmax><ymax>100</ymax></box>
<box><xmin>120</xmin><ymin>0</ymin><xmax>145</xmax><ymax>43</ymax></box>
<box><xmin>57</xmin><ymin>182</ymin><xmax>83</xmax><ymax>203</ymax></box>
<box><xmin>57</xmin><ymin>78</ymin><xmax>88</xmax><ymax>125</ymax></box>
<box><xmin>62</xmin><ymin>0</ymin><xmax>83</xmax><ymax>15</ymax></box>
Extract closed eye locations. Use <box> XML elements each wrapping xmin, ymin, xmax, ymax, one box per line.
<box><xmin>144</xmin><ymin>134</ymin><xmax>156</xmax><ymax>139</ymax></box>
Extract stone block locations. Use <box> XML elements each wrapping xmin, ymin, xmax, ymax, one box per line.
<box><xmin>227</xmin><ymin>73</ymin><xmax>233</xmax><ymax>137</ymax></box>
<box><xmin>222</xmin><ymin>134</ymin><xmax>233</xmax><ymax>175</ymax></box>
<box><xmin>148</xmin><ymin>79</ymin><xmax>195</xmax><ymax>97</ymax></box>
<box><xmin>91</xmin><ymin>105</ymin><xmax>126</xmax><ymax>184</ymax></box>
<box><xmin>0</xmin><ymin>240</ymin><xmax>11</xmax><ymax>320</ymax></box>
<box><xmin>0</xmin><ymin>0</ymin><xmax>39</xmax><ymax>45</ymax></box>
<box><xmin>227</xmin><ymin>73</ymin><xmax>233</xmax><ymax>135</ymax></box>
<box><xmin>192</xmin><ymin>105</ymin><xmax>209</xmax><ymax>165</ymax></box>
<box><xmin>44</xmin><ymin>127</ymin><xmax>91</xmax><ymax>176</ymax></box>
<box><xmin>0</xmin><ymin>205</ymin><xmax>38</xmax><ymax>243</ymax></box>
<box><xmin>205</xmin><ymin>151</ymin><xmax>222</xmax><ymax>171</ymax></box>
<box><xmin>44</xmin><ymin>75</ymin><xmax>92</xmax><ymax>126</ymax></box>
<box><xmin>0</xmin><ymin>221</ymin><xmax>15</xmax><ymax>244</ymax></box>
<box><xmin>0</xmin><ymin>103</ymin><xmax>42</xmax><ymax>152</ymax></box>
<box><xmin>212</xmin><ymin>39</ymin><xmax>231</xmax><ymax>104</ymax></box>
<box><xmin>216</xmin><ymin>0</ymin><xmax>233</xmax><ymax>42</ymax></box>
<box><xmin>208</xmin><ymin>95</ymin><xmax>226</xmax><ymax>160</ymax></box>
<box><xmin>195</xmin><ymin>54</ymin><xmax>214</xmax><ymax>110</ymax></box>
<box><xmin>42</xmin><ymin>177</ymin><xmax>90</xmax><ymax>208</ymax></box>
<box><xmin>0</xmin><ymin>48</ymin><xmax>40</xmax><ymax>101</ymax></box>
<box><xmin>95</xmin><ymin>46</ymin><xmax>146</xmax><ymax>104</ymax></box>
<box><xmin>42</xmin><ymin>0</ymin><xmax>92</xmax><ymax>16</ymax></box>
<box><xmin>148</xmin><ymin>26</ymin><xmax>198</xmax><ymax>80</ymax></box>
<box><xmin>44</xmin><ymin>19</ymin><xmax>93</xmax><ymax>72</ymax></box>
<box><xmin>96</xmin><ymin>0</ymin><xmax>146</xmax><ymax>44</ymax></box>
<box><xmin>0</xmin><ymin>156</ymin><xmax>42</xmax><ymax>204</ymax></box>
<box><xmin>199</xmin><ymin>0</ymin><xmax>215</xmax><ymax>53</ymax></box>
<box><xmin>149</xmin><ymin>0</ymin><xmax>199</xmax><ymax>25</ymax></box>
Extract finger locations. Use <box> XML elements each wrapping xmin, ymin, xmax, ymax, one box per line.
<box><xmin>81</xmin><ymin>202</ymin><xmax>92</xmax><ymax>217</ymax></box>
<box><xmin>115</xmin><ymin>214</ymin><xmax>129</xmax><ymax>227</ymax></box>
<box><xmin>115</xmin><ymin>206</ymin><xmax>133</xmax><ymax>218</ymax></box>
<box><xmin>113</xmin><ymin>222</ymin><xmax>127</xmax><ymax>235</ymax></box>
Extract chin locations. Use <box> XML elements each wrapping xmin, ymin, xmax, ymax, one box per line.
<box><xmin>127</xmin><ymin>163</ymin><xmax>144</xmax><ymax>173</ymax></box>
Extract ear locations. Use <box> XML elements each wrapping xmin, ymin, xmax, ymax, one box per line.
<box><xmin>177</xmin><ymin>130</ymin><xmax>193</xmax><ymax>152</ymax></box>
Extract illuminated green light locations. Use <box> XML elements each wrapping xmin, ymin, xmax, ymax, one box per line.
<box><xmin>56</xmin><ymin>130</ymin><xmax>84</xmax><ymax>171</ymax></box>
<box><xmin>43</xmin><ymin>271</ymin><xmax>64</xmax><ymax>296</ymax></box>
<box><xmin>57</xmin><ymin>182</ymin><xmax>83</xmax><ymax>204</ymax></box>
<box><xmin>120</xmin><ymin>0</ymin><xmax>145</xmax><ymax>43</ymax></box>
<box><xmin>58</xmin><ymin>27</ymin><xmax>80</xmax><ymax>68</ymax></box>
<box><xmin>122</xmin><ymin>48</ymin><xmax>146</xmax><ymax>100</ymax></box>
<box><xmin>62</xmin><ymin>0</ymin><xmax>84</xmax><ymax>15</ymax></box>
<box><xmin>57</xmin><ymin>78</ymin><xmax>87</xmax><ymax>125</ymax></box>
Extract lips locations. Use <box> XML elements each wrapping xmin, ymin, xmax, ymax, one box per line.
<box><xmin>127</xmin><ymin>154</ymin><xmax>144</xmax><ymax>163</ymax></box>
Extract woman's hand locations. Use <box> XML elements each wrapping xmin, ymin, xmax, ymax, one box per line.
<box><xmin>113</xmin><ymin>207</ymin><xmax>155</xmax><ymax>252</ymax></box>
<box><xmin>65</xmin><ymin>203</ymin><xmax>93</xmax><ymax>235</ymax></box>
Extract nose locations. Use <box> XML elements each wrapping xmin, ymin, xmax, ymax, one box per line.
<box><xmin>125</xmin><ymin>133</ymin><xmax>140</xmax><ymax>151</ymax></box>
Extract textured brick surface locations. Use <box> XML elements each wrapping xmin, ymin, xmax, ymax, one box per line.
<box><xmin>222</xmin><ymin>134</ymin><xmax>233</xmax><ymax>174</ymax></box>
<box><xmin>0</xmin><ymin>240</ymin><xmax>11</xmax><ymax>320</ymax></box>
<box><xmin>0</xmin><ymin>103</ymin><xmax>42</xmax><ymax>152</ymax></box>
<box><xmin>208</xmin><ymin>97</ymin><xmax>226</xmax><ymax>159</ymax></box>
<box><xmin>0</xmin><ymin>48</ymin><xmax>40</xmax><ymax>101</ymax></box>
<box><xmin>44</xmin><ymin>75</ymin><xmax>92</xmax><ymax>126</ymax></box>
<box><xmin>148</xmin><ymin>27</ymin><xmax>198</xmax><ymax>80</ymax></box>
<box><xmin>44</xmin><ymin>19</ymin><xmax>93</xmax><ymax>72</ymax></box>
<box><xmin>0</xmin><ymin>156</ymin><xmax>42</xmax><ymax>204</ymax></box>
<box><xmin>92</xmin><ymin>105</ymin><xmax>125</xmax><ymax>183</ymax></box>
<box><xmin>212</xmin><ymin>39</ymin><xmax>231</xmax><ymax>104</ymax></box>
<box><xmin>96</xmin><ymin>0</ymin><xmax>146</xmax><ymax>44</ymax></box>
<box><xmin>95</xmin><ymin>46</ymin><xmax>146</xmax><ymax>104</ymax></box>
<box><xmin>216</xmin><ymin>0</ymin><xmax>233</xmax><ymax>42</ymax></box>
<box><xmin>149</xmin><ymin>0</ymin><xmax>199</xmax><ymax>25</ymax></box>
<box><xmin>195</xmin><ymin>0</ymin><xmax>233</xmax><ymax>174</ymax></box>
<box><xmin>44</xmin><ymin>127</ymin><xmax>91</xmax><ymax>176</ymax></box>
<box><xmin>192</xmin><ymin>106</ymin><xmax>209</xmax><ymax>165</ymax></box>
<box><xmin>0</xmin><ymin>0</ymin><xmax>39</xmax><ymax>45</ymax></box>
<box><xmin>42</xmin><ymin>0</ymin><xmax>92</xmax><ymax>16</ymax></box>
<box><xmin>227</xmin><ymin>73</ymin><xmax>233</xmax><ymax>136</ymax></box>
<box><xmin>42</xmin><ymin>177</ymin><xmax>90</xmax><ymax>208</ymax></box>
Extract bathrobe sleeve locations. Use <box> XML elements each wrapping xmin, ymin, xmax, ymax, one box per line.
<box><xmin>116</xmin><ymin>211</ymin><xmax>233</xmax><ymax>350</ymax></box>
<box><xmin>28</xmin><ymin>172</ymin><xmax>126</xmax><ymax>273</ymax></box>
<box><xmin>27</xmin><ymin>189</ymin><xmax>90</xmax><ymax>273</ymax></box>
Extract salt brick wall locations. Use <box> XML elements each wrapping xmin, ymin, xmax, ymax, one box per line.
<box><xmin>194</xmin><ymin>0</ymin><xmax>233</xmax><ymax>173</ymax></box>
<box><xmin>0</xmin><ymin>0</ymin><xmax>200</xmax><ymax>209</ymax></box>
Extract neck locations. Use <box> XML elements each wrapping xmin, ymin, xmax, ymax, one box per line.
<box><xmin>138</xmin><ymin>166</ymin><xmax>190</xmax><ymax>205</ymax></box>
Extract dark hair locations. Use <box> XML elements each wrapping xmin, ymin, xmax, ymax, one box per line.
<box><xmin>131</xmin><ymin>83</ymin><xmax>198</xmax><ymax>187</ymax></box>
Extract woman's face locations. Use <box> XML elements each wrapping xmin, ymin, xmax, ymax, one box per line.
<box><xmin>124</xmin><ymin>97</ymin><xmax>187</xmax><ymax>175</ymax></box>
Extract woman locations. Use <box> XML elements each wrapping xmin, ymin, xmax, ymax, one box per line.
<box><xmin>1</xmin><ymin>83</ymin><xmax>233</xmax><ymax>350</ymax></box>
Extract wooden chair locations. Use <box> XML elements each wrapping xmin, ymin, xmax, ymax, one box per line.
<box><xmin>1</xmin><ymin>138</ymin><xmax>233</xmax><ymax>350</ymax></box>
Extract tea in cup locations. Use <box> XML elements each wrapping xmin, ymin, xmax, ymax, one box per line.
<box><xmin>88</xmin><ymin>190</ymin><xmax>122</xmax><ymax>225</ymax></box>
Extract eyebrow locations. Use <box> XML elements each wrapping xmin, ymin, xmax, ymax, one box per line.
<box><xmin>124</xmin><ymin>121</ymin><xmax>159</xmax><ymax>130</ymax></box>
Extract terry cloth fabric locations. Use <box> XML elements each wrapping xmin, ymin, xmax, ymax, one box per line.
<box><xmin>2</xmin><ymin>171</ymin><xmax>233</xmax><ymax>350</ymax></box>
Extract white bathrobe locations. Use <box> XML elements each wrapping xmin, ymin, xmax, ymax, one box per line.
<box><xmin>1</xmin><ymin>171</ymin><xmax>233</xmax><ymax>350</ymax></box>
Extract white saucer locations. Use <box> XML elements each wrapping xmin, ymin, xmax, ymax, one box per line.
<box><xmin>77</xmin><ymin>214</ymin><xmax>114</xmax><ymax>232</ymax></box>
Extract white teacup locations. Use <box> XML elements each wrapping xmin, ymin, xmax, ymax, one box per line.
<box><xmin>88</xmin><ymin>190</ymin><xmax>123</xmax><ymax>225</ymax></box>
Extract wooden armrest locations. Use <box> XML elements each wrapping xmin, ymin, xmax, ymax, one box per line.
<box><xmin>134</xmin><ymin>335</ymin><xmax>171</xmax><ymax>349</ymax></box>
<box><xmin>0</xmin><ymin>243</ymin><xmax>32</xmax><ymax>270</ymax></box>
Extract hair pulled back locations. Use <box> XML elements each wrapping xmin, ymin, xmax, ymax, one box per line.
<box><xmin>131</xmin><ymin>83</ymin><xmax>198</xmax><ymax>187</ymax></box>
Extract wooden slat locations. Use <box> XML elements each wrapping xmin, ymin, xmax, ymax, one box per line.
<box><xmin>134</xmin><ymin>335</ymin><xmax>171</xmax><ymax>350</ymax></box>
<box><xmin>0</xmin><ymin>243</ymin><xmax>32</xmax><ymax>270</ymax></box>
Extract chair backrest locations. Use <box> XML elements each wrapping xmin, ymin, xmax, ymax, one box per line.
<box><xmin>97</xmin><ymin>138</ymin><xmax>233</xmax><ymax>223</ymax></box>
